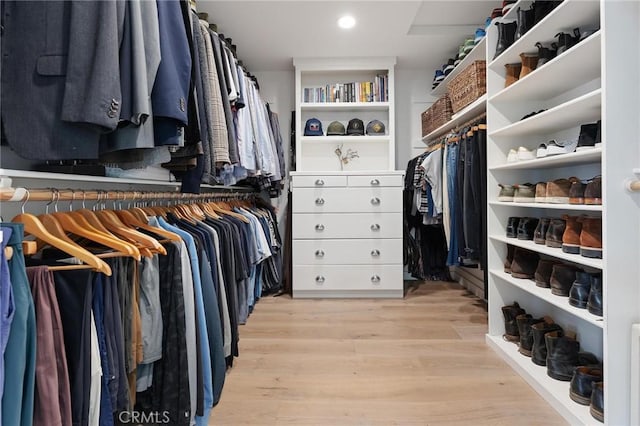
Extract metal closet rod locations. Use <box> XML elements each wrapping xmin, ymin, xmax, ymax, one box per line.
<box><xmin>0</xmin><ymin>187</ymin><xmax>255</xmax><ymax>203</ymax></box>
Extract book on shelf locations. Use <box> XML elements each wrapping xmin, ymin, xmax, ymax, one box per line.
<box><xmin>302</xmin><ymin>74</ymin><xmax>388</xmax><ymax>103</ymax></box>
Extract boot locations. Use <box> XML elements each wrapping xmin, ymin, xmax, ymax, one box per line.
<box><xmin>516</xmin><ymin>314</ymin><xmax>545</xmax><ymax>356</ymax></box>
<box><xmin>515</xmin><ymin>6</ymin><xmax>535</xmax><ymax>40</ymax></box>
<box><xmin>587</xmin><ymin>273</ymin><xmax>603</xmax><ymax>316</ymax></box>
<box><xmin>519</xmin><ymin>53</ymin><xmax>539</xmax><ymax>78</ymax></box>
<box><xmin>550</xmin><ymin>263</ymin><xmax>580</xmax><ymax>297</ymax></box>
<box><xmin>580</xmin><ymin>217</ymin><xmax>602</xmax><ymax>259</ymax></box>
<box><xmin>584</xmin><ymin>175</ymin><xmax>602</xmax><ymax>205</ymax></box>
<box><xmin>535</xmin><ymin>41</ymin><xmax>557</xmax><ymax>67</ymax></box>
<box><xmin>494</xmin><ymin>21</ymin><xmax>517</xmax><ymax>59</ymax></box>
<box><xmin>517</xmin><ymin>217</ymin><xmax>539</xmax><ymax>240</ymax></box>
<box><xmin>533</xmin><ymin>217</ymin><xmax>550</xmax><ymax>244</ymax></box>
<box><xmin>569</xmin><ymin>271</ymin><xmax>591</xmax><ymax>309</ymax></box>
<box><xmin>502</xmin><ymin>302</ymin><xmax>526</xmax><ymax>342</ymax></box>
<box><xmin>504</xmin><ymin>244</ymin><xmax>516</xmax><ymax>273</ymax></box>
<box><xmin>545</xmin><ymin>218</ymin><xmax>566</xmax><ymax>248</ymax></box>
<box><xmin>506</xmin><ymin>216</ymin><xmax>521</xmax><ymax>238</ymax></box>
<box><xmin>590</xmin><ymin>382</ymin><xmax>604</xmax><ymax>422</ymax></box>
<box><xmin>533</xmin><ymin>0</ymin><xmax>563</xmax><ymax>24</ymax></box>
<box><xmin>570</xmin><ymin>367</ymin><xmax>603</xmax><ymax>405</ymax></box>
<box><xmin>561</xmin><ymin>215</ymin><xmax>583</xmax><ymax>254</ymax></box>
<box><xmin>534</xmin><ymin>258</ymin><xmax>560</xmax><ymax>288</ymax></box>
<box><xmin>555</xmin><ymin>27</ymin><xmax>581</xmax><ymax>55</ymax></box>
<box><xmin>569</xmin><ymin>180</ymin><xmax>587</xmax><ymax>204</ymax></box>
<box><xmin>546</xmin><ymin>331</ymin><xmax>580</xmax><ymax>381</ymax></box>
<box><xmin>504</xmin><ymin>63</ymin><xmax>522</xmax><ymax>87</ymax></box>
<box><xmin>510</xmin><ymin>247</ymin><xmax>540</xmax><ymax>279</ymax></box>
<box><xmin>531</xmin><ymin>319</ymin><xmax>563</xmax><ymax>366</ymax></box>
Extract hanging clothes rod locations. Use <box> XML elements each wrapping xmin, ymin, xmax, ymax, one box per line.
<box><xmin>457</xmin><ymin>112</ymin><xmax>487</xmax><ymax>131</ymax></box>
<box><xmin>0</xmin><ymin>187</ymin><xmax>255</xmax><ymax>203</ymax></box>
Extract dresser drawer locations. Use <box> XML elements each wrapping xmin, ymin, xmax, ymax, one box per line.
<box><xmin>348</xmin><ymin>174</ymin><xmax>403</xmax><ymax>187</ymax></box>
<box><xmin>293</xmin><ymin>212</ymin><xmax>402</xmax><ymax>239</ymax></box>
<box><xmin>292</xmin><ymin>187</ymin><xmax>402</xmax><ymax>213</ymax></box>
<box><xmin>291</xmin><ymin>175</ymin><xmax>347</xmax><ymax>188</ymax></box>
<box><xmin>293</xmin><ymin>239</ymin><xmax>402</xmax><ymax>265</ymax></box>
<box><xmin>293</xmin><ymin>264</ymin><xmax>403</xmax><ymax>291</ymax></box>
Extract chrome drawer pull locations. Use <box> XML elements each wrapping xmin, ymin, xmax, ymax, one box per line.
<box><xmin>315</xmin><ymin>224</ymin><xmax>325</xmax><ymax>231</ymax></box>
<box><xmin>371</xmin><ymin>275</ymin><xmax>381</xmax><ymax>283</ymax></box>
<box><xmin>370</xmin><ymin>224</ymin><xmax>381</xmax><ymax>231</ymax></box>
<box><xmin>371</xmin><ymin>249</ymin><xmax>380</xmax><ymax>257</ymax></box>
<box><xmin>370</xmin><ymin>179</ymin><xmax>380</xmax><ymax>186</ymax></box>
<box><xmin>315</xmin><ymin>276</ymin><xmax>325</xmax><ymax>284</ymax></box>
<box><xmin>315</xmin><ymin>249</ymin><xmax>325</xmax><ymax>257</ymax></box>
<box><xmin>315</xmin><ymin>198</ymin><xmax>325</xmax><ymax>205</ymax></box>
<box><xmin>315</xmin><ymin>179</ymin><xmax>325</xmax><ymax>186</ymax></box>
<box><xmin>370</xmin><ymin>197</ymin><xmax>381</xmax><ymax>205</ymax></box>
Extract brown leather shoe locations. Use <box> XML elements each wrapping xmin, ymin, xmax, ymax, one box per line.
<box><xmin>535</xmin><ymin>258</ymin><xmax>561</xmax><ymax>288</ymax></box>
<box><xmin>569</xmin><ymin>180</ymin><xmax>586</xmax><ymax>204</ymax></box>
<box><xmin>504</xmin><ymin>244</ymin><xmax>515</xmax><ymax>273</ymax></box>
<box><xmin>550</xmin><ymin>263</ymin><xmax>580</xmax><ymax>296</ymax></box>
<box><xmin>584</xmin><ymin>176</ymin><xmax>602</xmax><ymax>205</ymax></box>
<box><xmin>546</xmin><ymin>177</ymin><xmax>580</xmax><ymax>204</ymax></box>
<box><xmin>535</xmin><ymin>182</ymin><xmax>547</xmax><ymax>203</ymax></box>
<box><xmin>580</xmin><ymin>217</ymin><xmax>602</xmax><ymax>259</ymax></box>
<box><xmin>545</xmin><ymin>218</ymin><xmax>566</xmax><ymax>248</ymax></box>
<box><xmin>511</xmin><ymin>247</ymin><xmax>540</xmax><ymax>279</ymax></box>
<box><xmin>562</xmin><ymin>215</ymin><xmax>583</xmax><ymax>254</ymax></box>
<box><xmin>505</xmin><ymin>63</ymin><xmax>522</xmax><ymax>87</ymax></box>
<box><xmin>519</xmin><ymin>52</ymin><xmax>539</xmax><ymax>79</ymax></box>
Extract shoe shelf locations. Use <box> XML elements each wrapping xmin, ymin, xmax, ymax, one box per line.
<box><xmin>300</xmin><ymin>136</ymin><xmax>390</xmax><ymax>144</ymax></box>
<box><xmin>421</xmin><ymin>94</ymin><xmax>487</xmax><ymax>143</ymax></box>
<box><xmin>431</xmin><ymin>37</ymin><xmax>487</xmax><ymax>97</ymax></box>
<box><xmin>490</xmin><ymin>31</ymin><xmax>601</xmax><ymax>103</ymax></box>
<box><xmin>489</xmin><ymin>201</ymin><xmax>603</xmax><ymax>212</ymax></box>
<box><xmin>300</xmin><ymin>102</ymin><xmax>390</xmax><ymax>112</ymax></box>
<box><xmin>491</xmin><ymin>269</ymin><xmax>604</xmax><ymax>328</ymax></box>
<box><xmin>489</xmin><ymin>0</ymin><xmax>601</xmax><ymax>70</ymax></box>
<box><xmin>490</xmin><ymin>148</ymin><xmax>602</xmax><ymax>171</ymax></box>
<box><xmin>486</xmin><ymin>335</ymin><xmax>595</xmax><ymax>425</ymax></box>
<box><xmin>489</xmin><ymin>88</ymin><xmax>601</xmax><ymax>138</ymax></box>
<box><xmin>490</xmin><ymin>235</ymin><xmax>603</xmax><ymax>270</ymax></box>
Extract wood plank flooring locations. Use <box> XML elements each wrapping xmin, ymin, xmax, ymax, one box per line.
<box><xmin>211</xmin><ymin>281</ymin><xmax>567</xmax><ymax>425</ymax></box>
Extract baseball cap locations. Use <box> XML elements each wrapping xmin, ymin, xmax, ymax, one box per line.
<box><xmin>326</xmin><ymin>121</ymin><xmax>346</xmax><ymax>136</ymax></box>
<box><xmin>304</xmin><ymin>118</ymin><xmax>323</xmax><ymax>136</ymax></box>
<box><xmin>346</xmin><ymin>118</ymin><xmax>365</xmax><ymax>136</ymax></box>
<box><xmin>366</xmin><ymin>120</ymin><xmax>386</xmax><ymax>135</ymax></box>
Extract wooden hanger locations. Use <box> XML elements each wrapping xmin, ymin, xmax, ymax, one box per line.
<box><xmin>93</xmin><ymin>209</ymin><xmax>165</xmax><ymax>257</ymax></box>
<box><xmin>116</xmin><ymin>209</ymin><xmax>182</xmax><ymax>243</ymax></box>
<box><xmin>12</xmin><ymin>213</ymin><xmax>112</xmax><ymax>275</ymax></box>
<box><xmin>211</xmin><ymin>201</ymin><xmax>250</xmax><ymax>223</ymax></box>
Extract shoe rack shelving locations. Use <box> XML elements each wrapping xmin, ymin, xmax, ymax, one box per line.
<box><xmin>430</xmin><ymin>36</ymin><xmax>487</xmax><ymax>98</ymax></box>
<box><xmin>486</xmin><ymin>1</ymin><xmax>640</xmax><ymax>424</ymax></box>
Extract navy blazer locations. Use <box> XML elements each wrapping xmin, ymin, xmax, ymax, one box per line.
<box><xmin>1</xmin><ymin>1</ymin><xmax>124</xmax><ymax>160</ymax></box>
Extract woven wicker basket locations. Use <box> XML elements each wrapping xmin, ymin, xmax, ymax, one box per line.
<box><xmin>447</xmin><ymin>60</ymin><xmax>486</xmax><ymax>113</ymax></box>
<box><xmin>421</xmin><ymin>94</ymin><xmax>453</xmax><ymax>137</ymax></box>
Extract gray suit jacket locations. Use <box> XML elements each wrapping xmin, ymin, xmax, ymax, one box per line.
<box><xmin>1</xmin><ymin>1</ymin><xmax>124</xmax><ymax>160</ymax></box>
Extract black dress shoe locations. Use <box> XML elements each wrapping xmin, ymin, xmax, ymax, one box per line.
<box><xmin>534</xmin><ymin>217</ymin><xmax>550</xmax><ymax>244</ymax></box>
<box><xmin>516</xmin><ymin>314</ymin><xmax>545</xmax><ymax>356</ymax></box>
<box><xmin>517</xmin><ymin>217</ymin><xmax>539</xmax><ymax>240</ymax></box>
<box><xmin>570</xmin><ymin>367</ymin><xmax>603</xmax><ymax>405</ymax></box>
<box><xmin>546</xmin><ymin>331</ymin><xmax>580</xmax><ymax>381</ymax></box>
<box><xmin>545</xmin><ymin>218</ymin><xmax>566</xmax><ymax>248</ymax></box>
<box><xmin>531</xmin><ymin>319</ymin><xmax>562</xmax><ymax>366</ymax></box>
<box><xmin>587</xmin><ymin>273</ymin><xmax>603</xmax><ymax>316</ymax></box>
<box><xmin>502</xmin><ymin>302</ymin><xmax>526</xmax><ymax>342</ymax></box>
<box><xmin>569</xmin><ymin>271</ymin><xmax>591</xmax><ymax>308</ymax></box>
<box><xmin>550</xmin><ymin>263</ymin><xmax>580</xmax><ymax>297</ymax></box>
<box><xmin>590</xmin><ymin>382</ymin><xmax>604</xmax><ymax>423</ymax></box>
<box><xmin>506</xmin><ymin>216</ymin><xmax>521</xmax><ymax>238</ymax></box>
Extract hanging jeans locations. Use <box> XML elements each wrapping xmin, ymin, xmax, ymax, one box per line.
<box><xmin>1</xmin><ymin>222</ymin><xmax>37</xmax><ymax>426</ymax></box>
<box><xmin>446</xmin><ymin>143</ymin><xmax>461</xmax><ymax>266</ymax></box>
<box><xmin>26</xmin><ymin>266</ymin><xmax>73</xmax><ymax>426</ymax></box>
<box><xmin>463</xmin><ymin>128</ymin><xmax>482</xmax><ymax>261</ymax></box>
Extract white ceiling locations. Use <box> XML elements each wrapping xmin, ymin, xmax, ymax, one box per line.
<box><xmin>198</xmin><ymin>1</ymin><xmax>500</xmax><ymax>72</ymax></box>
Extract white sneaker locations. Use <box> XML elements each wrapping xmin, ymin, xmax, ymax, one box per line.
<box><xmin>546</xmin><ymin>139</ymin><xmax>578</xmax><ymax>156</ymax></box>
<box><xmin>507</xmin><ymin>149</ymin><xmax>518</xmax><ymax>163</ymax></box>
<box><xmin>517</xmin><ymin>146</ymin><xmax>536</xmax><ymax>161</ymax></box>
<box><xmin>537</xmin><ymin>143</ymin><xmax>548</xmax><ymax>158</ymax></box>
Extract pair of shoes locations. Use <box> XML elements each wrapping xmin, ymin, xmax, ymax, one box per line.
<box><xmin>432</xmin><ymin>70</ymin><xmax>445</xmax><ymax>89</ymax></box>
<box><xmin>493</xmin><ymin>21</ymin><xmax>517</xmax><ymax>59</ymax></box>
<box><xmin>571</xmin><ymin>369</ymin><xmax>604</xmax><ymax>421</ymax></box>
<box><xmin>569</xmin><ymin>176</ymin><xmax>601</xmax><ymax>205</ymax></box>
<box><xmin>545</xmin><ymin>331</ymin><xmax>599</xmax><ymax>381</ymax></box>
<box><xmin>498</xmin><ymin>182</ymin><xmax>535</xmax><ymax>202</ymax></box>
<box><xmin>569</xmin><ymin>271</ymin><xmax>603</xmax><ymax>316</ymax></box>
<box><xmin>505</xmin><ymin>217</ymin><xmax>539</xmax><ymax>240</ymax></box>
<box><xmin>555</xmin><ymin>28</ymin><xmax>581</xmax><ymax>55</ymax></box>
<box><xmin>501</xmin><ymin>301</ymin><xmax>526</xmax><ymax>342</ymax></box>
<box><xmin>535</xmin><ymin>41</ymin><xmax>558</xmax><ymax>67</ymax></box>
<box><xmin>521</xmin><ymin>109</ymin><xmax>547</xmax><ymax>120</ymax></box>
<box><xmin>545</xmin><ymin>176</ymin><xmax>580</xmax><ymax>203</ymax></box>
<box><xmin>506</xmin><ymin>146</ymin><xmax>536</xmax><ymax>162</ymax></box>
<box><xmin>537</xmin><ymin>139</ymin><xmax>578</xmax><ymax>158</ymax></box>
<box><xmin>474</xmin><ymin>28</ymin><xmax>486</xmax><ymax>44</ymax></box>
<box><xmin>442</xmin><ymin>58</ymin><xmax>456</xmax><ymax>76</ymax></box>
<box><xmin>506</xmin><ymin>246</ymin><xmax>539</xmax><ymax>279</ymax></box>
<box><xmin>560</xmin><ymin>215</ymin><xmax>602</xmax><ymax>259</ymax></box>
<box><xmin>504</xmin><ymin>63</ymin><xmax>523</xmax><ymax>87</ymax></box>
<box><xmin>514</xmin><ymin>5</ymin><xmax>535</xmax><ymax>40</ymax></box>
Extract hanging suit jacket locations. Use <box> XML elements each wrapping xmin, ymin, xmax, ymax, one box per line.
<box><xmin>1</xmin><ymin>1</ymin><xmax>125</xmax><ymax>160</ymax></box>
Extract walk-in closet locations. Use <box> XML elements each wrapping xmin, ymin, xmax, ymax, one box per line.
<box><xmin>1</xmin><ymin>1</ymin><xmax>638</xmax><ymax>425</ymax></box>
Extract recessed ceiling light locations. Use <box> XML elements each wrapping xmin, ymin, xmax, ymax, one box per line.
<box><xmin>338</xmin><ymin>15</ymin><xmax>356</xmax><ymax>29</ymax></box>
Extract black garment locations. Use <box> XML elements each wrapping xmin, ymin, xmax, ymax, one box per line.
<box><xmin>52</xmin><ymin>268</ymin><xmax>94</xmax><ymax>426</ymax></box>
<box><xmin>138</xmin><ymin>242</ymin><xmax>190</xmax><ymax>425</ymax></box>
<box><xmin>92</xmin><ymin>272</ymin><xmax>115</xmax><ymax>425</ymax></box>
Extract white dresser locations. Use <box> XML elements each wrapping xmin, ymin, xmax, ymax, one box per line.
<box><xmin>291</xmin><ymin>171</ymin><xmax>404</xmax><ymax>298</ymax></box>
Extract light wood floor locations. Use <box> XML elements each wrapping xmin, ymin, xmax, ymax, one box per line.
<box><xmin>211</xmin><ymin>281</ymin><xmax>567</xmax><ymax>425</ymax></box>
